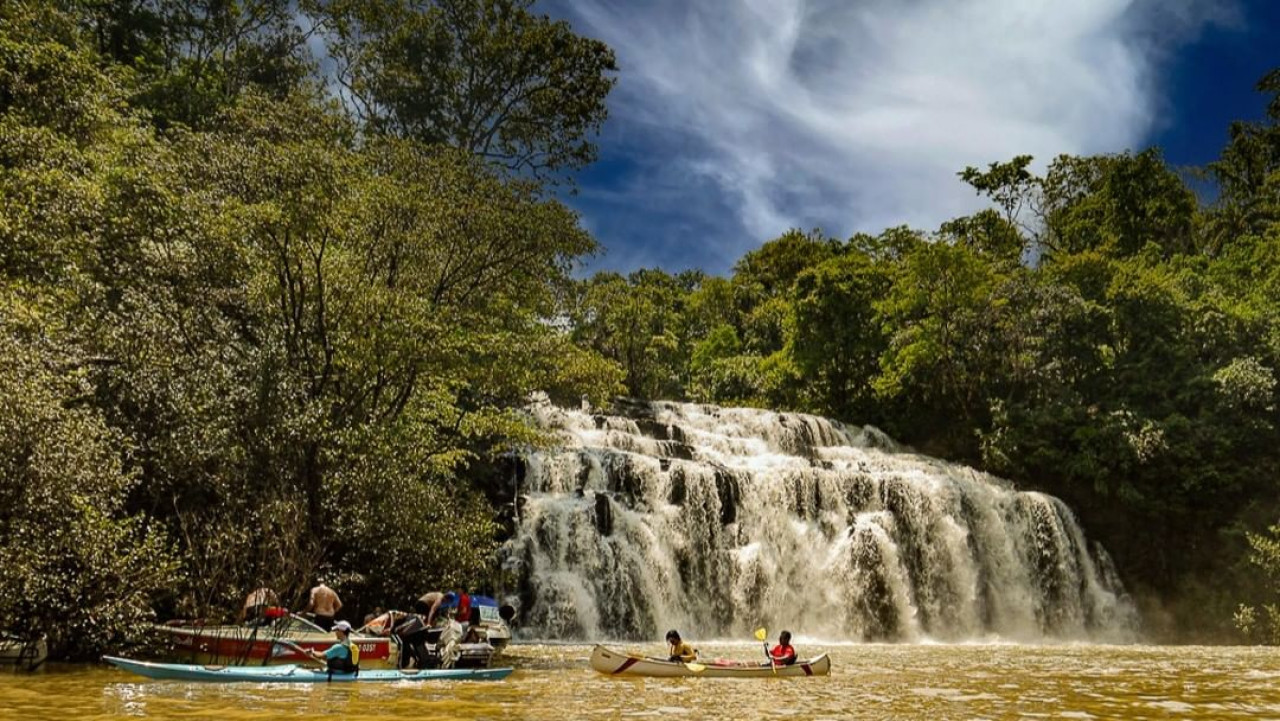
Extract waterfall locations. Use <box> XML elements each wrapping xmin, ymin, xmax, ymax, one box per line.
<box><xmin>502</xmin><ymin>398</ymin><xmax>1138</xmax><ymax>642</ymax></box>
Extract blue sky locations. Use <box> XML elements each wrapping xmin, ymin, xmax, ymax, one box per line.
<box><xmin>543</xmin><ymin>0</ymin><xmax>1279</xmax><ymax>276</ymax></box>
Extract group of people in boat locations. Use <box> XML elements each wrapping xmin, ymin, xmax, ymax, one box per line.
<box><xmin>240</xmin><ymin>581</ymin><xmax>484</xmax><ymax>674</ymax></box>
<box><xmin>241</xmin><ymin>581</ymin><xmax>802</xmax><ymax>675</ymax></box>
<box><xmin>242</xmin><ymin>581</ymin><xmax>350</xmax><ymax>631</ymax></box>
<box><xmin>241</xmin><ymin>583</ymin><xmax>359</xmax><ymax>674</ymax></box>
<box><xmin>664</xmin><ymin>629</ymin><xmax>798</xmax><ymax>666</ymax></box>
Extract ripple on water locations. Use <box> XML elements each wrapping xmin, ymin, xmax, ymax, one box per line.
<box><xmin>4</xmin><ymin>644</ymin><xmax>1280</xmax><ymax>721</ymax></box>
<box><xmin>1148</xmin><ymin>700</ymin><xmax>1196</xmax><ymax>713</ymax></box>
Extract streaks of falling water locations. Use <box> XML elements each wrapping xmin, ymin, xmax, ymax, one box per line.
<box><xmin>503</xmin><ymin>398</ymin><xmax>1138</xmax><ymax>642</ymax></box>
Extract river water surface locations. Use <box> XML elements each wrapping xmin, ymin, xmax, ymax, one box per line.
<box><xmin>3</xmin><ymin>642</ymin><xmax>1278</xmax><ymax>720</ymax></box>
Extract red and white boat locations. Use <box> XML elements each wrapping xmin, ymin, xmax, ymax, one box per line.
<box><xmin>157</xmin><ymin>614</ymin><xmax>394</xmax><ymax>666</ymax></box>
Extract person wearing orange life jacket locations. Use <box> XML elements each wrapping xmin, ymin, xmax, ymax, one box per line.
<box><xmin>769</xmin><ymin>630</ymin><xmax>797</xmax><ymax>666</ymax></box>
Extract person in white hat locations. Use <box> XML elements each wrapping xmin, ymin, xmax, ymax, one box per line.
<box><xmin>307</xmin><ymin>620</ymin><xmax>360</xmax><ymax>674</ymax></box>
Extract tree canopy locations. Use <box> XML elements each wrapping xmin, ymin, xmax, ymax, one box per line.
<box><xmin>0</xmin><ymin>0</ymin><xmax>621</xmax><ymax>657</ymax></box>
<box><xmin>318</xmin><ymin>0</ymin><xmax>618</xmax><ymax>182</ymax></box>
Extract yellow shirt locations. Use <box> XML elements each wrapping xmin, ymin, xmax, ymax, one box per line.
<box><xmin>669</xmin><ymin>641</ymin><xmax>697</xmax><ymax>662</ymax></box>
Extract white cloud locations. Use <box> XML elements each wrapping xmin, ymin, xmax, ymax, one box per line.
<box><xmin>550</xmin><ymin>0</ymin><xmax>1238</xmax><ymax>270</ymax></box>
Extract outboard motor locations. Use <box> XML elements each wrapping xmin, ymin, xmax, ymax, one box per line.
<box><xmin>437</xmin><ymin>620</ymin><xmax>463</xmax><ymax>669</ymax></box>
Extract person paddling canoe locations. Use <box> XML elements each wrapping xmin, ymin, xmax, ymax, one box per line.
<box><xmin>306</xmin><ymin>620</ymin><xmax>360</xmax><ymax>674</ymax></box>
<box><xmin>769</xmin><ymin>631</ymin><xmax>797</xmax><ymax>666</ymax></box>
<box><xmin>664</xmin><ymin>630</ymin><xmax>698</xmax><ymax>663</ymax></box>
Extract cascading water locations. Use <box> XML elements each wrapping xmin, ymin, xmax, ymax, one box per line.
<box><xmin>501</xmin><ymin>398</ymin><xmax>1137</xmax><ymax>643</ymax></box>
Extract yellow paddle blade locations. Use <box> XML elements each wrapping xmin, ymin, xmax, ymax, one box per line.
<box><xmin>754</xmin><ymin>627</ymin><xmax>768</xmax><ymax>641</ymax></box>
<box><xmin>685</xmin><ymin>662</ymin><xmax>706</xmax><ymax>673</ymax></box>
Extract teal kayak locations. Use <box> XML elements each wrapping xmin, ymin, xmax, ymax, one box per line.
<box><xmin>103</xmin><ymin>656</ymin><xmax>514</xmax><ymax>683</ymax></box>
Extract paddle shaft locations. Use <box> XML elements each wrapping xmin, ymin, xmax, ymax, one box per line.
<box><xmin>755</xmin><ymin>627</ymin><xmax>777</xmax><ymax>675</ymax></box>
<box><xmin>274</xmin><ymin>639</ymin><xmax>325</xmax><ymax>668</ymax></box>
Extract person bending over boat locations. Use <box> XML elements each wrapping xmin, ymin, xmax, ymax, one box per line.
<box><xmin>417</xmin><ymin>590</ymin><xmax>471</xmax><ymax>627</ymax></box>
<box><xmin>305</xmin><ymin>580</ymin><xmax>343</xmax><ymax>631</ymax></box>
<box><xmin>307</xmin><ymin>620</ymin><xmax>360</xmax><ymax>674</ymax></box>
<box><xmin>665</xmin><ymin>630</ymin><xmax>698</xmax><ymax>663</ymax></box>
<box><xmin>394</xmin><ymin>611</ymin><xmax>433</xmax><ymax>669</ymax></box>
<box><xmin>366</xmin><ymin>609</ymin><xmax>433</xmax><ymax>670</ymax></box>
<box><xmin>416</xmin><ymin>592</ymin><xmax>448</xmax><ymax>626</ymax></box>
<box><xmin>769</xmin><ymin>631</ymin><xmax>797</xmax><ymax>666</ymax></box>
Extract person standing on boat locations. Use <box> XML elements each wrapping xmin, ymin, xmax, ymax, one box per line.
<box><xmin>305</xmin><ymin>580</ymin><xmax>343</xmax><ymax>631</ymax></box>
<box><xmin>239</xmin><ymin>586</ymin><xmax>279</xmax><ymax>624</ymax></box>
<box><xmin>769</xmin><ymin>631</ymin><xmax>797</xmax><ymax>666</ymax></box>
<box><xmin>307</xmin><ymin>620</ymin><xmax>360</xmax><ymax>674</ymax></box>
<box><xmin>453</xmin><ymin>591</ymin><xmax>472</xmax><ymax>629</ymax></box>
<box><xmin>665</xmin><ymin>630</ymin><xmax>698</xmax><ymax>663</ymax></box>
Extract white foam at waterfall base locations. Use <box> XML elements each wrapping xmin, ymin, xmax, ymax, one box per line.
<box><xmin>506</xmin><ymin>399</ymin><xmax>1139</xmax><ymax>643</ymax></box>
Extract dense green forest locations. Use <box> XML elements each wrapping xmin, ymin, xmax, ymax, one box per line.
<box><xmin>2</xmin><ymin>0</ymin><xmax>1279</xmax><ymax>657</ymax></box>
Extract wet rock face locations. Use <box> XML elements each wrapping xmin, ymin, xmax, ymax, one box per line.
<box><xmin>503</xmin><ymin>400</ymin><xmax>1138</xmax><ymax>642</ymax></box>
<box><xmin>593</xmin><ymin>492</ymin><xmax>613</xmax><ymax>537</ymax></box>
<box><xmin>714</xmin><ymin>469</ymin><xmax>739</xmax><ymax>526</ymax></box>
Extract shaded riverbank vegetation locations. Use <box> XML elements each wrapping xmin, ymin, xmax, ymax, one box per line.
<box><xmin>1</xmin><ymin>0</ymin><xmax>1278</xmax><ymax>657</ymax></box>
<box><xmin>0</xmin><ymin>0</ymin><xmax>622</xmax><ymax>658</ymax></box>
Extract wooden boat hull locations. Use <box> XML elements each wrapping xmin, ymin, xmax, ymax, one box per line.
<box><xmin>103</xmin><ymin>656</ymin><xmax>514</xmax><ymax>683</ymax></box>
<box><xmin>0</xmin><ymin>636</ymin><xmax>48</xmax><ymax>671</ymax></box>
<box><xmin>590</xmin><ymin>645</ymin><xmax>830</xmax><ymax>678</ymax></box>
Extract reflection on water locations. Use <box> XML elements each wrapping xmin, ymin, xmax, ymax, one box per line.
<box><xmin>3</xmin><ymin>643</ymin><xmax>1279</xmax><ymax>720</ymax></box>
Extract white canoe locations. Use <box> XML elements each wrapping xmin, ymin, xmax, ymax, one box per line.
<box><xmin>590</xmin><ymin>645</ymin><xmax>830</xmax><ymax>678</ymax></box>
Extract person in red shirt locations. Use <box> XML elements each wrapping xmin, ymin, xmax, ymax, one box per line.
<box><xmin>769</xmin><ymin>630</ymin><xmax>797</xmax><ymax>666</ymax></box>
<box><xmin>454</xmin><ymin>592</ymin><xmax>471</xmax><ymax>626</ymax></box>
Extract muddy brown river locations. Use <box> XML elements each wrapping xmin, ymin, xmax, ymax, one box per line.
<box><xmin>3</xmin><ymin>642</ymin><xmax>1278</xmax><ymax>720</ymax></box>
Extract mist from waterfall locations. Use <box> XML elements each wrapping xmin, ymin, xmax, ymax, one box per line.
<box><xmin>502</xmin><ymin>398</ymin><xmax>1138</xmax><ymax>643</ymax></box>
